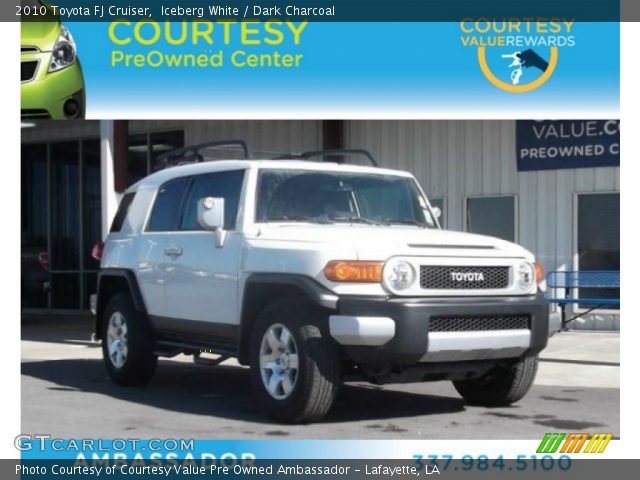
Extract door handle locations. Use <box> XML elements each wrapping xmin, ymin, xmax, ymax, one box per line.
<box><xmin>164</xmin><ymin>245</ymin><xmax>183</xmax><ymax>257</ymax></box>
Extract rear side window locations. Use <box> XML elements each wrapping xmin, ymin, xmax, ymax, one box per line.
<box><xmin>181</xmin><ymin>170</ymin><xmax>245</xmax><ymax>231</ymax></box>
<box><xmin>147</xmin><ymin>178</ymin><xmax>189</xmax><ymax>232</ymax></box>
<box><xmin>110</xmin><ymin>192</ymin><xmax>136</xmax><ymax>233</ymax></box>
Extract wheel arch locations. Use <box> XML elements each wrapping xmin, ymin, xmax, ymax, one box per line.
<box><xmin>237</xmin><ymin>274</ymin><xmax>338</xmax><ymax>365</ymax></box>
<box><xmin>95</xmin><ymin>269</ymin><xmax>147</xmax><ymax>339</ymax></box>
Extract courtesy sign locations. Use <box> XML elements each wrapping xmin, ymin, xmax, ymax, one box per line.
<box><xmin>516</xmin><ymin>120</ymin><xmax>620</xmax><ymax>171</ymax></box>
<box><xmin>108</xmin><ymin>21</ymin><xmax>308</xmax><ymax>68</ymax></box>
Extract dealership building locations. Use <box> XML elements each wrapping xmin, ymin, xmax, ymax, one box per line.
<box><xmin>21</xmin><ymin>120</ymin><xmax>620</xmax><ymax>330</ymax></box>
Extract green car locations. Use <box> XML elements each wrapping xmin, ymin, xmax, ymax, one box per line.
<box><xmin>21</xmin><ymin>5</ymin><xmax>85</xmax><ymax>119</ymax></box>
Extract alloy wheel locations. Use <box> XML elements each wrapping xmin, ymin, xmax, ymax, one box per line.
<box><xmin>259</xmin><ymin>323</ymin><xmax>299</xmax><ymax>400</ymax></box>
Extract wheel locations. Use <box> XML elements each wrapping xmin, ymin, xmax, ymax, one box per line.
<box><xmin>453</xmin><ymin>355</ymin><xmax>539</xmax><ymax>406</ymax></box>
<box><xmin>249</xmin><ymin>298</ymin><xmax>341</xmax><ymax>423</ymax></box>
<box><xmin>101</xmin><ymin>292</ymin><xmax>157</xmax><ymax>386</ymax></box>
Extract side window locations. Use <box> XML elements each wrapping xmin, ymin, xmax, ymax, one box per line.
<box><xmin>110</xmin><ymin>192</ymin><xmax>136</xmax><ymax>233</ymax></box>
<box><xmin>465</xmin><ymin>196</ymin><xmax>516</xmax><ymax>242</ymax></box>
<box><xmin>577</xmin><ymin>193</ymin><xmax>620</xmax><ymax>308</ymax></box>
<box><xmin>181</xmin><ymin>170</ymin><xmax>245</xmax><ymax>231</ymax></box>
<box><xmin>147</xmin><ymin>178</ymin><xmax>188</xmax><ymax>232</ymax></box>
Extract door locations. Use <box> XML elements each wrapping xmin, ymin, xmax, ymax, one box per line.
<box><xmin>163</xmin><ymin>170</ymin><xmax>246</xmax><ymax>326</ymax></box>
<box><xmin>137</xmin><ymin>177</ymin><xmax>189</xmax><ymax>317</ymax></box>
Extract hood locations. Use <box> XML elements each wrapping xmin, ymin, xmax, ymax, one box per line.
<box><xmin>254</xmin><ymin>224</ymin><xmax>533</xmax><ymax>260</ymax></box>
<box><xmin>21</xmin><ymin>20</ymin><xmax>61</xmax><ymax>52</ymax></box>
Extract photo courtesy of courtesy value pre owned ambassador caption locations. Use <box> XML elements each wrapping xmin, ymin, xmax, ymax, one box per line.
<box><xmin>10</xmin><ymin>0</ymin><xmax>630</xmax><ymax>478</ymax></box>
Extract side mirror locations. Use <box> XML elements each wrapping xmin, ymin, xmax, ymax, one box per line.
<box><xmin>197</xmin><ymin>197</ymin><xmax>226</xmax><ymax>247</ymax></box>
<box><xmin>431</xmin><ymin>206</ymin><xmax>442</xmax><ymax>219</ymax></box>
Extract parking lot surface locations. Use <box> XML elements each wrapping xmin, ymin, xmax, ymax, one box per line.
<box><xmin>21</xmin><ymin>315</ymin><xmax>619</xmax><ymax>439</ymax></box>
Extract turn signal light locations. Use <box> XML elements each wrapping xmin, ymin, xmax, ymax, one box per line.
<box><xmin>535</xmin><ymin>262</ymin><xmax>545</xmax><ymax>283</ymax></box>
<box><xmin>324</xmin><ymin>260</ymin><xmax>383</xmax><ymax>283</ymax></box>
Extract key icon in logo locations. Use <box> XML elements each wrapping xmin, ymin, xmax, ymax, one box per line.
<box><xmin>502</xmin><ymin>51</ymin><xmax>524</xmax><ymax>85</ymax></box>
<box><xmin>501</xmin><ymin>51</ymin><xmax>523</xmax><ymax>67</ymax></box>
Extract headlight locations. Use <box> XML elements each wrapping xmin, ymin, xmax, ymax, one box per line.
<box><xmin>517</xmin><ymin>262</ymin><xmax>535</xmax><ymax>289</ymax></box>
<box><xmin>382</xmin><ymin>259</ymin><xmax>416</xmax><ymax>292</ymax></box>
<box><xmin>49</xmin><ymin>26</ymin><xmax>76</xmax><ymax>73</ymax></box>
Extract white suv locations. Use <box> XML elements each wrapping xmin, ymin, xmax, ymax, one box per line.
<box><xmin>91</xmin><ymin>141</ymin><xmax>552</xmax><ymax>423</ymax></box>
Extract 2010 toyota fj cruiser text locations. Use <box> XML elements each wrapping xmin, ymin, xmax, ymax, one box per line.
<box><xmin>91</xmin><ymin>141</ymin><xmax>552</xmax><ymax>423</ymax></box>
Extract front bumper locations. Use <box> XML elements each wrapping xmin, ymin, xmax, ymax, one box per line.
<box><xmin>21</xmin><ymin>55</ymin><xmax>85</xmax><ymax>119</ymax></box>
<box><xmin>330</xmin><ymin>293</ymin><xmax>549</xmax><ymax>365</ymax></box>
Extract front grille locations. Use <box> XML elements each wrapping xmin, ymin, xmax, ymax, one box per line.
<box><xmin>21</xmin><ymin>109</ymin><xmax>51</xmax><ymax>119</ymax></box>
<box><xmin>420</xmin><ymin>265</ymin><xmax>510</xmax><ymax>290</ymax></box>
<box><xmin>21</xmin><ymin>61</ymin><xmax>38</xmax><ymax>82</ymax></box>
<box><xmin>21</xmin><ymin>46</ymin><xmax>39</xmax><ymax>53</ymax></box>
<box><xmin>430</xmin><ymin>314</ymin><xmax>530</xmax><ymax>332</ymax></box>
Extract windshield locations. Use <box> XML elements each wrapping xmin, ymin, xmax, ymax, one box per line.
<box><xmin>256</xmin><ymin>169</ymin><xmax>438</xmax><ymax>228</ymax></box>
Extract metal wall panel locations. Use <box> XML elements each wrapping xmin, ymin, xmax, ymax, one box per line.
<box><xmin>23</xmin><ymin>120</ymin><xmax>323</xmax><ymax>152</ymax></box>
<box><xmin>183</xmin><ymin>120</ymin><xmax>323</xmax><ymax>155</ymax></box>
<box><xmin>22</xmin><ymin>120</ymin><xmax>100</xmax><ymax>143</ymax></box>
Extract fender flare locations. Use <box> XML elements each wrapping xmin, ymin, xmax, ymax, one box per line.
<box><xmin>237</xmin><ymin>273</ymin><xmax>338</xmax><ymax>363</ymax></box>
<box><xmin>95</xmin><ymin>268</ymin><xmax>146</xmax><ymax>337</ymax></box>
<box><xmin>242</xmin><ymin>273</ymin><xmax>338</xmax><ymax>311</ymax></box>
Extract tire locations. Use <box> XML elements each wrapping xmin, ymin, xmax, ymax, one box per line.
<box><xmin>249</xmin><ymin>298</ymin><xmax>341</xmax><ymax>423</ymax></box>
<box><xmin>453</xmin><ymin>355</ymin><xmax>538</xmax><ymax>406</ymax></box>
<box><xmin>101</xmin><ymin>292</ymin><xmax>157</xmax><ymax>386</ymax></box>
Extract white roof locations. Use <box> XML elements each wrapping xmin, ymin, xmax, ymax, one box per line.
<box><xmin>128</xmin><ymin>159</ymin><xmax>414</xmax><ymax>191</ymax></box>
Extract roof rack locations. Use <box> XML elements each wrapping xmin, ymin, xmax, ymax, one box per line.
<box><xmin>275</xmin><ymin>149</ymin><xmax>379</xmax><ymax>167</ymax></box>
<box><xmin>154</xmin><ymin>140</ymin><xmax>252</xmax><ymax>171</ymax></box>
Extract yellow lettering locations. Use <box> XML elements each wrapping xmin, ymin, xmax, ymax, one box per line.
<box><xmin>220</xmin><ymin>21</ymin><xmax>236</xmax><ymax>45</ymax></box>
<box><xmin>192</xmin><ymin>21</ymin><xmax>214</xmax><ymax>45</ymax></box>
<box><xmin>264</xmin><ymin>21</ymin><xmax>284</xmax><ymax>45</ymax></box>
<box><xmin>111</xmin><ymin>50</ymin><xmax>124</xmax><ymax>65</ymax></box>
<box><xmin>563</xmin><ymin>20</ymin><xmax>574</xmax><ymax>33</ymax></box>
<box><xmin>285</xmin><ymin>21</ymin><xmax>307</xmax><ymax>45</ymax></box>
<box><xmin>165</xmin><ymin>21</ymin><xmax>188</xmax><ymax>45</ymax></box>
<box><xmin>241</xmin><ymin>21</ymin><xmax>261</xmax><ymax>45</ymax></box>
<box><xmin>109</xmin><ymin>21</ymin><xmax>131</xmax><ymax>45</ymax></box>
<box><xmin>460</xmin><ymin>19</ymin><xmax>474</xmax><ymax>33</ymax></box>
<box><xmin>134</xmin><ymin>21</ymin><xmax>161</xmax><ymax>46</ymax></box>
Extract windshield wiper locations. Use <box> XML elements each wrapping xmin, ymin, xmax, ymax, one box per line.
<box><xmin>267</xmin><ymin>215</ymin><xmax>333</xmax><ymax>224</ymax></box>
<box><xmin>381</xmin><ymin>219</ymin><xmax>428</xmax><ymax>228</ymax></box>
<box><xmin>332</xmin><ymin>216</ymin><xmax>386</xmax><ymax>226</ymax></box>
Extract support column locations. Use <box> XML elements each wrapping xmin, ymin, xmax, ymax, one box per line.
<box><xmin>100</xmin><ymin>120</ymin><xmax>118</xmax><ymax>239</ymax></box>
<box><xmin>100</xmin><ymin>120</ymin><xmax>129</xmax><ymax>239</ymax></box>
<box><xmin>322</xmin><ymin>120</ymin><xmax>345</xmax><ymax>150</ymax></box>
<box><xmin>113</xmin><ymin>120</ymin><xmax>129</xmax><ymax>193</ymax></box>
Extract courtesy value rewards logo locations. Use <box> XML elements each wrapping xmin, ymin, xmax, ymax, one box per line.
<box><xmin>459</xmin><ymin>18</ymin><xmax>576</xmax><ymax>93</ymax></box>
<box><xmin>537</xmin><ymin>432</ymin><xmax>613</xmax><ymax>454</ymax></box>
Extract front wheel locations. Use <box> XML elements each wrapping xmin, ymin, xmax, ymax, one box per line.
<box><xmin>453</xmin><ymin>355</ymin><xmax>538</xmax><ymax>406</ymax></box>
<box><xmin>101</xmin><ymin>292</ymin><xmax>157</xmax><ymax>386</ymax></box>
<box><xmin>249</xmin><ymin>299</ymin><xmax>341</xmax><ymax>423</ymax></box>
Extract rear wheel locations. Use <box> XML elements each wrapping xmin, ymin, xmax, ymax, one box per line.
<box><xmin>101</xmin><ymin>293</ymin><xmax>157</xmax><ymax>386</ymax></box>
<box><xmin>249</xmin><ymin>298</ymin><xmax>341</xmax><ymax>423</ymax></box>
<box><xmin>453</xmin><ymin>355</ymin><xmax>538</xmax><ymax>406</ymax></box>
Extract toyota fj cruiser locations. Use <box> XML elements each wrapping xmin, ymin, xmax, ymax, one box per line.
<box><xmin>91</xmin><ymin>141</ymin><xmax>554</xmax><ymax>423</ymax></box>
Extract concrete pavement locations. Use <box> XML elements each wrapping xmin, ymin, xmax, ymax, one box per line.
<box><xmin>21</xmin><ymin>315</ymin><xmax>619</xmax><ymax>439</ymax></box>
